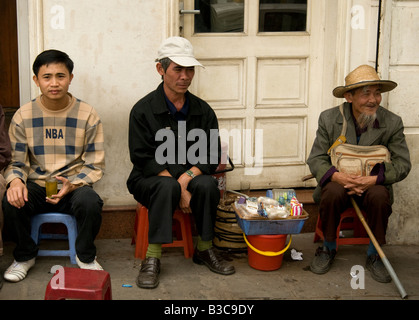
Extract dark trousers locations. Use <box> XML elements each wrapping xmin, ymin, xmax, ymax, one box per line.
<box><xmin>319</xmin><ymin>182</ymin><xmax>392</xmax><ymax>245</ymax></box>
<box><xmin>3</xmin><ymin>181</ymin><xmax>103</xmax><ymax>263</ymax></box>
<box><xmin>131</xmin><ymin>175</ymin><xmax>220</xmax><ymax>244</ymax></box>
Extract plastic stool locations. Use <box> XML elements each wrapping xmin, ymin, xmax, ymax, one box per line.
<box><xmin>45</xmin><ymin>267</ymin><xmax>112</xmax><ymax>300</ymax></box>
<box><xmin>313</xmin><ymin>208</ymin><xmax>370</xmax><ymax>250</ymax></box>
<box><xmin>132</xmin><ymin>203</ymin><xmax>194</xmax><ymax>259</ymax></box>
<box><xmin>31</xmin><ymin>213</ymin><xmax>78</xmax><ymax>264</ymax></box>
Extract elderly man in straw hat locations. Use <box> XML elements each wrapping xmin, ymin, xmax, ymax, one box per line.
<box><xmin>127</xmin><ymin>37</ymin><xmax>235</xmax><ymax>289</ymax></box>
<box><xmin>307</xmin><ymin>65</ymin><xmax>411</xmax><ymax>282</ymax></box>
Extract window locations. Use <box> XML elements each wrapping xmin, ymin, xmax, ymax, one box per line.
<box><xmin>194</xmin><ymin>0</ymin><xmax>245</xmax><ymax>33</ymax></box>
<box><xmin>194</xmin><ymin>0</ymin><xmax>307</xmax><ymax>34</ymax></box>
<box><xmin>259</xmin><ymin>0</ymin><xmax>307</xmax><ymax>32</ymax></box>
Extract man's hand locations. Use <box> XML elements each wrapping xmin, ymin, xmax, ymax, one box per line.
<box><xmin>6</xmin><ymin>178</ymin><xmax>28</xmax><ymax>209</ymax></box>
<box><xmin>344</xmin><ymin>175</ymin><xmax>377</xmax><ymax>196</ymax></box>
<box><xmin>331</xmin><ymin>171</ymin><xmax>377</xmax><ymax>196</ymax></box>
<box><xmin>177</xmin><ymin>174</ymin><xmax>192</xmax><ymax>214</ymax></box>
<box><xmin>46</xmin><ymin>176</ymin><xmax>80</xmax><ymax>205</ymax></box>
<box><xmin>177</xmin><ymin>167</ymin><xmax>202</xmax><ymax>214</ymax></box>
<box><xmin>157</xmin><ymin>168</ymin><xmax>202</xmax><ymax>214</ymax></box>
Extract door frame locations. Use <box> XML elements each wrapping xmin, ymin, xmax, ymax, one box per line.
<box><xmin>173</xmin><ymin>0</ymin><xmax>350</xmax><ymax>189</ymax></box>
<box><xmin>16</xmin><ymin>0</ymin><xmax>45</xmax><ymax>105</ymax></box>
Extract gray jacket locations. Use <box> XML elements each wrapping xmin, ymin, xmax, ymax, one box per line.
<box><xmin>307</xmin><ymin>102</ymin><xmax>411</xmax><ymax>203</ymax></box>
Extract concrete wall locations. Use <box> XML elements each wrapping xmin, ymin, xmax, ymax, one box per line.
<box><xmin>382</xmin><ymin>0</ymin><xmax>419</xmax><ymax>244</ymax></box>
<box><xmin>23</xmin><ymin>0</ymin><xmax>169</xmax><ymax>206</ymax></box>
<box><xmin>321</xmin><ymin>0</ymin><xmax>418</xmax><ymax>245</ymax></box>
<box><xmin>17</xmin><ymin>0</ymin><xmax>418</xmax><ymax>243</ymax></box>
<box><xmin>337</xmin><ymin>0</ymin><xmax>419</xmax><ymax>244</ymax></box>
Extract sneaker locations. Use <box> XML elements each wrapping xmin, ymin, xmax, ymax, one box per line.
<box><xmin>366</xmin><ymin>254</ymin><xmax>391</xmax><ymax>283</ymax></box>
<box><xmin>4</xmin><ymin>258</ymin><xmax>36</xmax><ymax>282</ymax></box>
<box><xmin>76</xmin><ymin>256</ymin><xmax>104</xmax><ymax>270</ymax></box>
<box><xmin>310</xmin><ymin>246</ymin><xmax>336</xmax><ymax>274</ymax></box>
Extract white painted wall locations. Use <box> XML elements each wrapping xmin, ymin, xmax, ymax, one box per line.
<box><xmin>334</xmin><ymin>0</ymin><xmax>419</xmax><ymax>244</ymax></box>
<box><xmin>381</xmin><ymin>0</ymin><xmax>419</xmax><ymax>244</ymax></box>
<box><xmin>24</xmin><ymin>0</ymin><xmax>170</xmax><ymax>206</ymax></box>
<box><xmin>17</xmin><ymin>0</ymin><xmax>418</xmax><ymax>243</ymax></box>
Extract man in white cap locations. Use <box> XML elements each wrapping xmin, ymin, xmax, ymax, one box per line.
<box><xmin>307</xmin><ymin>65</ymin><xmax>411</xmax><ymax>282</ymax></box>
<box><xmin>127</xmin><ymin>37</ymin><xmax>235</xmax><ymax>289</ymax></box>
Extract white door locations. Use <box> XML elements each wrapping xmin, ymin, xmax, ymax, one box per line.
<box><xmin>179</xmin><ymin>0</ymin><xmax>331</xmax><ymax>191</ymax></box>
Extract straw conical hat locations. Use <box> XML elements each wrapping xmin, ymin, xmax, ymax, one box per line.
<box><xmin>333</xmin><ymin>65</ymin><xmax>397</xmax><ymax>98</ymax></box>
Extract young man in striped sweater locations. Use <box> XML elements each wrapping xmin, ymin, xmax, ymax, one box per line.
<box><xmin>3</xmin><ymin>50</ymin><xmax>105</xmax><ymax>282</ymax></box>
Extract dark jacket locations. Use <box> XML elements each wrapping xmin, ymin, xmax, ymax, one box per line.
<box><xmin>307</xmin><ymin>102</ymin><xmax>411</xmax><ymax>204</ymax></box>
<box><xmin>127</xmin><ymin>83</ymin><xmax>221</xmax><ymax>193</ymax></box>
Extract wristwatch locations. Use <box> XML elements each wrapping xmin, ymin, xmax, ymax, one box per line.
<box><xmin>186</xmin><ymin>170</ymin><xmax>196</xmax><ymax>179</ymax></box>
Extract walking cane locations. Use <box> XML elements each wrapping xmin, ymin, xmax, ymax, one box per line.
<box><xmin>350</xmin><ymin>196</ymin><xmax>407</xmax><ymax>299</ymax></box>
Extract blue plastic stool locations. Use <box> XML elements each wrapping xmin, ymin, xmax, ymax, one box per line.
<box><xmin>31</xmin><ymin>213</ymin><xmax>78</xmax><ymax>264</ymax></box>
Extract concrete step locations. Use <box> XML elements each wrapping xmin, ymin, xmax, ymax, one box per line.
<box><xmin>2</xmin><ymin>189</ymin><xmax>317</xmax><ymax>240</ymax></box>
<box><xmin>97</xmin><ymin>188</ymin><xmax>318</xmax><ymax>239</ymax></box>
<box><xmin>97</xmin><ymin>205</ymin><xmax>136</xmax><ymax>239</ymax></box>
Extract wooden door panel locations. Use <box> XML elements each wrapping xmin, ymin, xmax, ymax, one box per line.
<box><xmin>0</xmin><ymin>0</ymin><xmax>20</xmax><ymax>109</ymax></box>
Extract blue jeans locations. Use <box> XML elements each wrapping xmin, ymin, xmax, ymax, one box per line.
<box><xmin>3</xmin><ymin>181</ymin><xmax>103</xmax><ymax>263</ymax></box>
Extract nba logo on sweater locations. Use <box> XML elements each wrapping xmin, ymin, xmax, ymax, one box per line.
<box><xmin>46</xmin><ymin>128</ymin><xmax>64</xmax><ymax>139</ymax></box>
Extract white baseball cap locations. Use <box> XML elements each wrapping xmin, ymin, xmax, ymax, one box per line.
<box><xmin>156</xmin><ymin>36</ymin><xmax>203</xmax><ymax>68</ymax></box>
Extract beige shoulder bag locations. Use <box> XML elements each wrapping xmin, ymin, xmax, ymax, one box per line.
<box><xmin>328</xmin><ymin>104</ymin><xmax>391</xmax><ymax>176</ymax></box>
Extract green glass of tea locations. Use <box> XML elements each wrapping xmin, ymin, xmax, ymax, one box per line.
<box><xmin>46</xmin><ymin>177</ymin><xmax>58</xmax><ymax>198</ymax></box>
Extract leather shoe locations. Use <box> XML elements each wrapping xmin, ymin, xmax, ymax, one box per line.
<box><xmin>310</xmin><ymin>246</ymin><xmax>336</xmax><ymax>275</ymax></box>
<box><xmin>366</xmin><ymin>254</ymin><xmax>391</xmax><ymax>283</ymax></box>
<box><xmin>136</xmin><ymin>257</ymin><xmax>160</xmax><ymax>289</ymax></box>
<box><xmin>193</xmin><ymin>247</ymin><xmax>235</xmax><ymax>275</ymax></box>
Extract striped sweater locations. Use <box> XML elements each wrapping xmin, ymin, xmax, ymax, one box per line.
<box><xmin>4</xmin><ymin>94</ymin><xmax>105</xmax><ymax>188</ymax></box>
